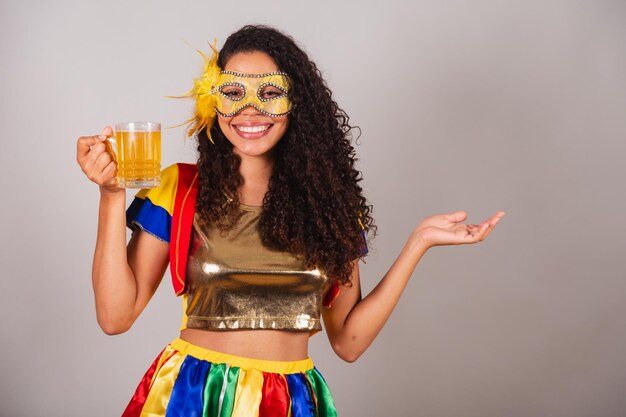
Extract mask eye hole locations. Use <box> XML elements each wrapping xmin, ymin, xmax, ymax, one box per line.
<box><xmin>258</xmin><ymin>83</ymin><xmax>287</xmax><ymax>102</ymax></box>
<box><xmin>219</xmin><ymin>83</ymin><xmax>245</xmax><ymax>101</ymax></box>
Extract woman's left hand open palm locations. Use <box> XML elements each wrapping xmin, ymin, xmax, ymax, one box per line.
<box><xmin>416</xmin><ymin>210</ymin><xmax>506</xmax><ymax>248</ymax></box>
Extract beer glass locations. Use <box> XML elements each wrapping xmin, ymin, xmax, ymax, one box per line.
<box><xmin>111</xmin><ymin>122</ymin><xmax>161</xmax><ymax>188</ymax></box>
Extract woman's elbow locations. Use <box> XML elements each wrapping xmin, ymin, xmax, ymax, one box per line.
<box><xmin>331</xmin><ymin>340</ymin><xmax>365</xmax><ymax>363</ymax></box>
<box><xmin>100</xmin><ymin>324</ymin><xmax>130</xmax><ymax>335</ymax></box>
<box><xmin>96</xmin><ymin>313</ymin><xmax>133</xmax><ymax>335</ymax></box>
<box><xmin>338</xmin><ymin>351</ymin><xmax>362</xmax><ymax>363</ymax></box>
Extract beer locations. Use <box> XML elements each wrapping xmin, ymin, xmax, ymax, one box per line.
<box><xmin>114</xmin><ymin>122</ymin><xmax>161</xmax><ymax>188</ymax></box>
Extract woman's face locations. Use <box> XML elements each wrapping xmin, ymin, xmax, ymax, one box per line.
<box><xmin>217</xmin><ymin>51</ymin><xmax>289</xmax><ymax>160</ymax></box>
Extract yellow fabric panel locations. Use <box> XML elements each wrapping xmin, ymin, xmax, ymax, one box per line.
<box><xmin>134</xmin><ymin>164</ymin><xmax>179</xmax><ymax>216</ymax></box>
<box><xmin>149</xmin><ymin>344</ymin><xmax>178</xmax><ymax>390</ymax></box>
<box><xmin>179</xmin><ymin>294</ymin><xmax>189</xmax><ymax>331</ymax></box>
<box><xmin>231</xmin><ymin>368</ymin><xmax>263</xmax><ymax>417</ymax></box>
<box><xmin>140</xmin><ymin>349</ymin><xmax>185</xmax><ymax>416</ymax></box>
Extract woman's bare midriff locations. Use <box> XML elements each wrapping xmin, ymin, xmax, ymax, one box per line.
<box><xmin>180</xmin><ymin>328</ymin><xmax>311</xmax><ymax>361</ymax></box>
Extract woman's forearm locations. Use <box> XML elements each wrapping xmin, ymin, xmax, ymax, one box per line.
<box><xmin>335</xmin><ymin>231</ymin><xmax>430</xmax><ymax>361</ymax></box>
<box><xmin>331</xmin><ymin>211</ymin><xmax>504</xmax><ymax>362</ymax></box>
<box><xmin>92</xmin><ymin>190</ymin><xmax>137</xmax><ymax>334</ymax></box>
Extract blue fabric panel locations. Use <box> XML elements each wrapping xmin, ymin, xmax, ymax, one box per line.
<box><xmin>165</xmin><ymin>356</ymin><xmax>210</xmax><ymax>417</ymax></box>
<box><xmin>286</xmin><ymin>373</ymin><xmax>315</xmax><ymax>417</ymax></box>
<box><xmin>126</xmin><ymin>197</ymin><xmax>172</xmax><ymax>243</ymax></box>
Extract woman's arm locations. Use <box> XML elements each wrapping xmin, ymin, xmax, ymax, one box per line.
<box><xmin>92</xmin><ymin>192</ymin><xmax>168</xmax><ymax>334</ymax></box>
<box><xmin>78</xmin><ymin>127</ymin><xmax>169</xmax><ymax>335</ymax></box>
<box><xmin>322</xmin><ymin>210</ymin><xmax>505</xmax><ymax>362</ymax></box>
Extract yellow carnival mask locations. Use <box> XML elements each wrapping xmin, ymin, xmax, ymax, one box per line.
<box><xmin>213</xmin><ymin>70</ymin><xmax>293</xmax><ymax>117</ymax></box>
<box><xmin>175</xmin><ymin>42</ymin><xmax>292</xmax><ymax>144</ymax></box>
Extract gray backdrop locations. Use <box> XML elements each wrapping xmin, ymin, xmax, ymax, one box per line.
<box><xmin>1</xmin><ymin>0</ymin><xmax>625</xmax><ymax>416</ymax></box>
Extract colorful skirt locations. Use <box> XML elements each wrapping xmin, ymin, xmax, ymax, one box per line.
<box><xmin>121</xmin><ymin>338</ymin><xmax>337</xmax><ymax>417</ymax></box>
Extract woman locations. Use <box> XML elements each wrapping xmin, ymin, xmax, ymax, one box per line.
<box><xmin>77</xmin><ymin>25</ymin><xmax>505</xmax><ymax>417</ymax></box>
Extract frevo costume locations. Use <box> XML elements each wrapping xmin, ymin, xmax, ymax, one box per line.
<box><xmin>120</xmin><ymin>43</ymin><xmax>366</xmax><ymax>417</ymax></box>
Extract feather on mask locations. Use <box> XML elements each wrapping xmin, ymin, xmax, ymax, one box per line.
<box><xmin>170</xmin><ymin>39</ymin><xmax>221</xmax><ymax>144</ymax></box>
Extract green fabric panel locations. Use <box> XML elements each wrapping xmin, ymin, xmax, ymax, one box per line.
<box><xmin>203</xmin><ymin>363</ymin><xmax>225</xmax><ymax>417</ymax></box>
<box><xmin>220</xmin><ymin>366</ymin><xmax>240</xmax><ymax>417</ymax></box>
<box><xmin>305</xmin><ymin>369</ymin><xmax>337</xmax><ymax>417</ymax></box>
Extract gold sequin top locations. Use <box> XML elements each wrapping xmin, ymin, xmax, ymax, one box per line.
<box><xmin>180</xmin><ymin>204</ymin><xmax>331</xmax><ymax>332</ymax></box>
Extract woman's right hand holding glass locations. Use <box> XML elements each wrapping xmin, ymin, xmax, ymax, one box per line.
<box><xmin>76</xmin><ymin>126</ymin><xmax>121</xmax><ymax>194</ymax></box>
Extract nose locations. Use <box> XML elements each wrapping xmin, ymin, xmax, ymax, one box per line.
<box><xmin>238</xmin><ymin>104</ymin><xmax>261</xmax><ymax>116</ymax></box>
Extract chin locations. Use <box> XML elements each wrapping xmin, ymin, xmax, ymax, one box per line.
<box><xmin>233</xmin><ymin>143</ymin><xmax>277</xmax><ymax>158</ymax></box>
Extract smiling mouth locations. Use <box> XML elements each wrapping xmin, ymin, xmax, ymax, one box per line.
<box><xmin>234</xmin><ymin>124</ymin><xmax>271</xmax><ymax>133</ymax></box>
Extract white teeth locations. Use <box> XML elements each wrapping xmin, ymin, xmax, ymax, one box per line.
<box><xmin>236</xmin><ymin>125</ymin><xmax>270</xmax><ymax>133</ymax></box>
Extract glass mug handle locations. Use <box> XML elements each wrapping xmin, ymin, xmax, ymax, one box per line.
<box><xmin>102</xmin><ymin>136</ymin><xmax>120</xmax><ymax>186</ymax></box>
<box><xmin>104</xmin><ymin>136</ymin><xmax>117</xmax><ymax>162</ymax></box>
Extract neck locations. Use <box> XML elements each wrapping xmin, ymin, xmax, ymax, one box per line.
<box><xmin>236</xmin><ymin>151</ymin><xmax>274</xmax><ymax>206</ymax></box>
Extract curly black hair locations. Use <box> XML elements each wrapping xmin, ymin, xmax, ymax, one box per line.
<box><xmin>195</xmin><ymin>25</ymin><xmax>375</xmax><ymax>286</ymax></box>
